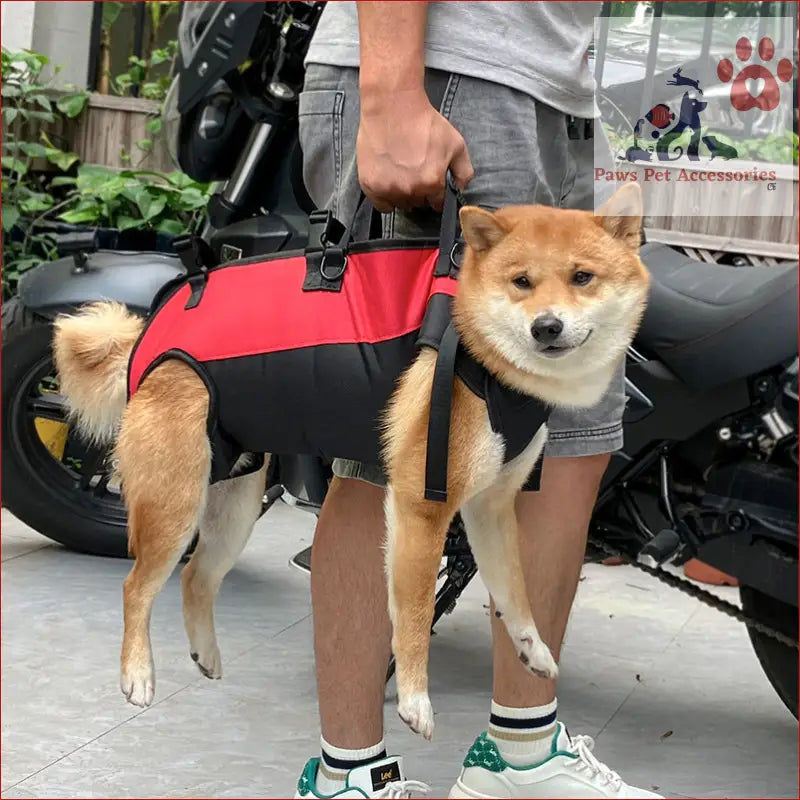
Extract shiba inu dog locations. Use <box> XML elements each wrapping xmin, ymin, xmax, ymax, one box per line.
<box><xmin>53</xmin><ymin>182</ymin><xmax>648</xmax><ymax>739</ymax></box>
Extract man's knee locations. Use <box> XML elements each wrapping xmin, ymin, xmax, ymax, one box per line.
<box><xmin>541</xmin><ymin>453</ymin><xmax>610</xmax><ymax>494</ymax></box>
<box><xmin>517</xmin><ymin>453</ymin><xmax>611</xmax><ymax>523</ymax></box>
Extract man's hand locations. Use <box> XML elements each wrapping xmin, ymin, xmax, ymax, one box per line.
<box><xmin>357</xmin><ymin>89</ymin><xmax>473</xmax><ymax>213</ymax></box>
<box><xmin>356</xmin><ymin>1</ymin><xmax>473</xmax><ymax>212</ymax></box>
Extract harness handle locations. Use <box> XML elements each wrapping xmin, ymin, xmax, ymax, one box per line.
<box><xmin>343</xmin><ymin>169</ymin><xmax>462</xmax><ymax>255</ymax></box>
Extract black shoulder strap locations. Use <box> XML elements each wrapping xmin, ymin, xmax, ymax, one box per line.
<box><xmin>172</xmin><ymin>235</ymin><xmax>218</xmax><ymax>309</ymax></box>
<box><xmin>434</xmin><ymin>172</ymin><xmax>462</xmax><ymax>277</ymax></box>
<box><xmin>424</xmin><ymin>322</ymin><xmax>460</xmax><ymax>502</ymax></box>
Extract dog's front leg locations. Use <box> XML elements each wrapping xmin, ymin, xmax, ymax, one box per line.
<box><xmin>460</xmin><ymin>480</ymin><xmax>558</xmax><ymax>682</ymax></box>
<box><xmin>385</xmin><ymin>486</ymin><xmax>454</xmax><ymax>740</ymax></box>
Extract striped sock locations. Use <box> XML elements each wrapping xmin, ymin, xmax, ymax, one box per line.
<box><xmin>316</xmin><ymin>737</ymin><xmax>387</xmax><ymax>795</ymax></box>
<box><xmin>487</xmin><ymin>699</ymin><xmax>558</xmax><ymax>767</ymax></box>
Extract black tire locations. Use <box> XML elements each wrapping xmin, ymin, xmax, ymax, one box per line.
<box><xmin>740</xmin><ymin>585</ymin><xmax>798</xmax><ymax>719</ymax></box>
<box><xmin>1</xmin><ymin>298</ymin><xmax>130</xmax><ymax>557</ymax></box>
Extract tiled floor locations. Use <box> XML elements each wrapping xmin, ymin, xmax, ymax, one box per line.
<box><xmin>2</xmin><ymin>505</ymin><xmax>797</xmax><ymax>798</ymax></box>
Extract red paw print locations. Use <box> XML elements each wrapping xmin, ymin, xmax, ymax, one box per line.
<box><xmin>717</xmin><ymin>37</ymin><xmax>793</xmax><ymax>112</ymax></box>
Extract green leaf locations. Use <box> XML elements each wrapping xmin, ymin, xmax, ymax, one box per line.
<box><xmin>116</xmin><ymin>215</ymin><xmax>143</xmax><ymax>231</ymax></box>
<box><xmin>156</xmin><ymin>218</ymin><xmax>185</xmax><ymax>235</ymax></box>
<box><xmin>136</xmin><ymin>138</ymin><xmax>154</xmax><ymax>151</ymax></box>
<box><xmin>9</xmin><ymin>256</ymin><xmax>44</xmax><ymax>274</ymax></box>
<box><xmin>45</xmin><ymin>149</ymin><xmax>79</xmax><ymax>171</ymax></box>
<box><xmin>2</xmin><ymin>155</ymin><xmax>28</xmax><ymax>175</ymax></box>
<box><xmin>175</xmin><ymin>187</ymin><xmax>209</xmax><ymax>210</ymax></box>
<box><xmin>23</xmin><ymin>109</ymin><xmax>56</xmax><ymax>123</ymax></box>
<box><xmin>56</xmin><ymin>92</ymin><xmax>89</xmax><ymax>118</ymax></box>
<box><xmin>2</xmin><ymin>107</ymin><xmax>18</xmax><ymax>124</ymax></box>
<box><xmin>138</xmin><ymin>192</ymin><xmax>167</xmax><ymax>221</ymax></box>
<box><xmin>102</xmin><ymin>1</ymin><xmax>123</xmax><ymax>29</ymax></box>
<box><xmin>2</xmin><ymin>205</ymin><xmax>20</xmax><ymax>232</ymax></box>
<box><xmin>49</xmin><ymin>175</ymin><xmax>78</xmax><ymax>187</ymax></box>
<box><xmin>149</xmin><ymin>0</ymin><xmax>161</xmax><ymax>31</ymax></box>
<box><xmin>145</xmin><ymin>117</ymin><xmax>163</xmax><ymax>135</ymax></box>
<box><xmin>1</xmin><ymin>84</ymin><xmax>21</xmax><ymax>98</ymax></box>
<box><xmin>20</xmin><ymin>192</ymin><xmax>55</xmax><ymax>213</ymax></box>
<box><xmin>19</xmin><ymin>142</ymin><xmax>48</xmax><ymax>158</ymax></box>
<box><xmin>29</xmin><ymin>92</ymin><xmax>52</xmax><ymax>111</ymax></box>
<box><xmin>59</xmin><ymin>207</ymin><xmax>102</xmax><ymax>224</ymax></box>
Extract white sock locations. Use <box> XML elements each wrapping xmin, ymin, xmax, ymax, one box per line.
<box><xmin>316</xmin><ymin>737</ymin><xmax>386</xmax><ymax>795</ymax></box>
<box><xmin>487</xmin><ymin>699</ymin><xmax>558</xmax><ymax>767</ymax></box>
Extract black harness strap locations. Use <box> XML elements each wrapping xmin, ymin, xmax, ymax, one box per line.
<box><xmin>302</xmin><ymin>209</ymin><xmax>347</xmax><ymax>292</ymax></box>
<box><xmin>424</xmin><ymin>322</ymin><xmax>460</xmax><ymax>502</ymax></box>
<box><xmin>173</xmin><ymin>236</ymin><xmax>218</xmax><ymax>309</ymax></box>
<box><xmin>434</xmin><ymin>173</ymin><xmax>462</xmax><ymax>278</ymax></box>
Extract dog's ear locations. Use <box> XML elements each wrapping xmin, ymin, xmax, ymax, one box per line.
<box><xmin>459</xmin><ymin>207</ymin><xmax>509</xmax><ymax>253</ymax></box>
<box><xmin>595</xmin><ymin>183</ymin><xmax>642</xmax><ymax>250</ymax></box>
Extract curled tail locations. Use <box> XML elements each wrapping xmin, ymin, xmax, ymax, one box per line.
<box><xmin>52</xmin><ymin>302</ymin><xmax>144</xmax><ymax>445</ymax></box>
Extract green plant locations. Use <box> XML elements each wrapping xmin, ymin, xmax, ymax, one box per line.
<box><xmin>56</xmin><ymin>166</ymin><xmax>211</xmax><ymax>235</ymax></box>
<box><xmin>2</xmin><ymin>47</ymin><xmax>211</xmax><ymax>296</ymax></box>
<box><xmin>2</xmin><ymin>49</ymin><xmax>89</xmax><ymax>288</ymax></box>
<box><xmin>109</xmin><ymin>40</ymin><xmax>178</xmax><ymax>102</ymax></box>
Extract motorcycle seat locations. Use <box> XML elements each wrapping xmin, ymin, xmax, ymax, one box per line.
<box><xmin>636</xmin><ymin>242</ymin><xmax>798</xmax><ymax>390</ymax></box>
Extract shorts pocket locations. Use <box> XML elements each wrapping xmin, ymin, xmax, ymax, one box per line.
<box><xmin>298</xmin><ymin>89</ymin><xmax>345</xmax><ymax>216</ymax></box>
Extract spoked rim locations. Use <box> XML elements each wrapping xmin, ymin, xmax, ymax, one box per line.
<box><xmin>7</xmin><ymin>353</ymin><xmax>127</xmax><ymax>527</ymax></box>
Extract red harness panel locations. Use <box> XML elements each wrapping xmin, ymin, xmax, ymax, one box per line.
<box><xmin>129</xmin><ymin>247</ymin><xmax>456</xmax><ymax>397</ymax></box>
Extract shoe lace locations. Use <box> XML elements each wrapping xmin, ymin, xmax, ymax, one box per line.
<box><xmin>375</xmin><ymin>779</ymin><xmax>431</xmax><ymax>798</ymax></box>
<box><xmin>568</xmin><ymin>735</ymin><xmax>623</xmax><ymax>792</ymax></box>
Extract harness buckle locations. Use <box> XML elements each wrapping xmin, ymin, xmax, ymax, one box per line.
<box><xmin>304</xmin><ymin>208</ymin><xmax>348</xmax><ymax>292</ymax></box>
<box><xmin>307</xmin><ymin>209</ymin><xmax>345</xmax><ymax>252</ymax></box>
<box><xmin>173</xmin><ymin>236</ymin><xmax>217</xmax><ymax>310</ymax></box>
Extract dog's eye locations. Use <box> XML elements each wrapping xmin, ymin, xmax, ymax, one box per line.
<box><xmin>512</xmin><ymin>275</ymin><xmax>532</xmax><ymax>290</ymax></box>
<box><xmin>572</xmin><ymin>271</ymin><xmax>594</xmax><ymax>286</ymax></box>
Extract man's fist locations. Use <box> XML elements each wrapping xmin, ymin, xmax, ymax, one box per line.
<box><xmin>356</xmin><ymin>88</ymin><xmax>474</xmax><ymax>212</ymax></box>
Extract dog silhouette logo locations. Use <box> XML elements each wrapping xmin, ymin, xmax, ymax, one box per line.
<box><xmin>625</xmin><ymin>66</ymin><xmax>739</xmax><ymax>163</ymax></box>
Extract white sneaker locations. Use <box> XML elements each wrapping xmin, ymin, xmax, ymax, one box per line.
<box><xmin>449</xmin><ymin>724</ymin><xmax>663</xmax><ymax>798</ymax></box>
<box><xmin>295</xmin><ymin>755</ymin><xmax>430</xmax><ymax>798</ymax></box>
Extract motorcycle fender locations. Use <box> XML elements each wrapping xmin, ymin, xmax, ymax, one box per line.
<box><xmin>17</xmin><ymin>251</ymin><xmax>185</xmax><ymax>320</ymax></box>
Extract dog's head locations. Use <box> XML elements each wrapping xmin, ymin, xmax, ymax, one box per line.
<box><xmin>453</xmin><ymin>183</ymin><xmax>650</xmax><ymax>407</ymax></box>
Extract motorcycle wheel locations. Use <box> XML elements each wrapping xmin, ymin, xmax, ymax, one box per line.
<box><xmin>1</xmin><ymin>298</ymin><xmax>130</xmax><ymax>558</ymax></box>
<box><xmin>740</xmin><ymin>585</ymin><xmax>798</xmax><ymax>719</ymax></box>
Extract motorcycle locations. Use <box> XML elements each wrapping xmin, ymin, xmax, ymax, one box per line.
<box><xmin>2</xmin><ymin>2</ymin><xmax>797</xmax><ymax>718</ymax></box>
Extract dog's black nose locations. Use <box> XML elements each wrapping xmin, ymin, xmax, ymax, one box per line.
<box><xmin>532</xmin><ymin>315</ymin><xmax>564</xmax><ymax>345</ymax></box>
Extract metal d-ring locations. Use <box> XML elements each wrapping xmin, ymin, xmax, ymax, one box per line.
<box><xmin>449</xmin><ymin>240</ymin><xmax>465</xmax><ymax>269</ymax></box>
<box><xmin>319</xmin><ymin>252</ymin><xmax>347</xmax><ymax>281</ymax></box>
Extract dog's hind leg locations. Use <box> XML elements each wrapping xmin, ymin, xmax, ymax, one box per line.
<box><xmin>385</xmin><ymin>486</ymin><xmax>455</xmax><ymax>740</ymax></box>
<box><xmin>460</xmin><ymin>479</ymin><xmax>558</xmax><ymax>682</ymax></box>
<box><xmin>181</xmin><ymin>457</ymin><xmax>268</xmax><ymax>679</ymax></box>
<box><xmin>117</xmin><ymin>361</ymin><xmax>212</xmax><ymax>707</ymax></box>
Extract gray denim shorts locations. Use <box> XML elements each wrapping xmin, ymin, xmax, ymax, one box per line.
<box><xmin>298</xmin><ymin>65</ymin><xmax>625</xmax><ymax>486</ymax></box>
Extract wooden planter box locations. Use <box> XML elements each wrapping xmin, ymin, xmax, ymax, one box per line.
<box><xmin>618</xmin><ymin>158</ymin><xmax>799</xmax><ymax>260</ymax></box>
<box><xmin>73</xmin><ymin>93</ymin><xmax>173</xmax><ymax>173</ymax></box>
<box><xmin>2</xmin><ymin>92</ymin><xmax>173</xmax><ymax>174</ymax></box>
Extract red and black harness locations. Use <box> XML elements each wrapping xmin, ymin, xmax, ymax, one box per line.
<box><xmin>127</xmin><ymin>185</ymin><xmax>551</xmax><ymax>500</ymax></box>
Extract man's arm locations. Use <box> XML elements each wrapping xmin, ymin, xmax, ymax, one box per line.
<box><xmin>356</xmin><ymin>1</ymin><xmax>473</xmax><ymax>212</ymax></box>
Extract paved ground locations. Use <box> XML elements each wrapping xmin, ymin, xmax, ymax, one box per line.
<box><xmin>2</xmin><ymin>504</ymin><xmax>797</xmax><ymax>798</ymax></box>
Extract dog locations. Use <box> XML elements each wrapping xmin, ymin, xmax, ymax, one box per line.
<box><xmin>53</xmin><ymin>182</ymin><xmax>649</xmax><ymax>739</ymax></box>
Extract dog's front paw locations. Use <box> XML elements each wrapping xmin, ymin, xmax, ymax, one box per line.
<box><xmin>518</xmin><ymin>631</ymin><xmax>559</xmax><ymax>681</ymax></box>
<box><xmin>121</xmin><ymin>663</ymin><xmax>155</xmax><ymax>707</ymax></box>
<box><xmin>190</xmin><ymin>643</ymin><xmax>222</xmax><ymax>680</ymax></box>
<box><xmin>398</xmin><ymin>692</ymin><xmax>435</xmax><ymax>740</ymax></box>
